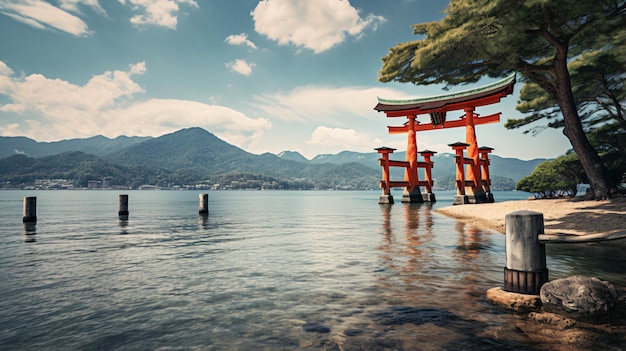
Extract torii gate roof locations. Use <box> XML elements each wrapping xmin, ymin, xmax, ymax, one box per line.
<box><xmin>374</xmin><ymin>73</ymin><xmax>516</xmax><ymax>116</ymax></box>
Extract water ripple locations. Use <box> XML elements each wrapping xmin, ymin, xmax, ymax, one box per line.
<box><xmin>0</xmin><ymin>190</ymin><xmax>623</xmax><ymax>350</ymax></box>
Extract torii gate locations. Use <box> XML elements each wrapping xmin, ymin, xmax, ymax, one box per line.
<box><xmin>374</xmin><ymin>74</ymin><xmax>516</xmax><ymax>205</ymax></box>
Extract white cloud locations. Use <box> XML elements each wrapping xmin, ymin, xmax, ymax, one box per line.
<box><xmin>114</xmin><ymin>99</ymin><xmax>271</xmax><ymax>143</ymax></box>
<box><xmin>253</xmin><ymin>85</ymin><xmax>413</xmax><ymax>125</ymax></box>
<box><xmin>225</xmin><ymin>33</ymin><xmax>258</xmax><ymax>49</ymax></box>
<box><xmin>0</xmin><ymin>0</ymin><xmax>92</xmax><ymax>36</ymax></box>
<box><xmin>0</xmin><ymin>0</ymin><xmax>199</xmax><ymax>33</ymax></box>
<box><xmin>129</xmin><ymin>61</ymin><xmax>147</xmax><ymax>75</ymax></box>
<box><xmin>119</xmin><ymin>0</ymin><xmax>198</xmax><ymax>29</ymax></box>
<box><xmin>59</xmin><ymin>0</ymin><xmax>107</xmax><ymax>15</ymax></box>
<box><xmin>0</xmin><ymin>62</ymin><xmax>146</xmax><ymax>115</ymax></box>
<box><xmin>306</xmin><ymin>125</ymin><xmax>448</xmax><ymax>156</ymax></box>
<box><xmin>0</xmin><ymin>61</ymin><xmax>14</xmax><ymax>76</ymax></box>
<box><xmin>251</xmin><ymin>0</ymin><xmax>386</xmax><ymax>53</ymax></box>
<box><xmin>307</xmin><ymin>126</ymin><xmax>383</xmax><ymax>152</ymax></box>
<box><xmin>252</xmin><ymin>84</ymin><xmax>443</xmax><ymax>155</ymax></box>
<box><xmin>226</xmin><ymin>59</ymin><xmax>255</xmax><ymax>76</ymax></box>
<box><xmin>0</xmin><ymin>61</ymin><xmax>272</xmax><ymax>150</ymax></box>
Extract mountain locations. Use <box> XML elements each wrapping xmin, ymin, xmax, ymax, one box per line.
<box><xmin>0</xmin><ymin>128</ymin><xmax>379</xmax><ymax>189</ymax></box>
<box><xmin>0</xmin><ymin>151</ymin><xmax>196</xmax><ymax>187</ymax></box>
<box><xmin>277</xmin><ymin>151</ymin><xmax>309</xmax><ymax>163</ymax></box>
<box><xmin>311</xmin><ymin>150</ymin><xmax>380</xmax><ymax>165</ymax></box>
<box><xmin>105</xmin><ymin>127</ymin><xmax>253</xmax><ymax>173</ymax></box>
<box><xmin>0</xmin><ymin>151</ymin><xmax>378</xmax><ymax>191</ymax></box>
<box><xmin>488</xmin><ymin>156</ymin><xmax>547</xmax><ymax>183</ymax></box>
<box><xmin>307</xmin><ymin>150</ymin><xmax>545</xmax><ymax>183</ymax></box>
<box><xmin>0</xmin><ymin>127</ymin><xmax>545</xmax><ymax>190</ymax></box>
<box><xmin>105</xmin><ymin>128</ymin><xmax>379</xmax><ymax>183</ymax></box>
<box><xmin>0</xmin><ymin>135</ymin><xmax>150</xmax><ymax>159</ymax></box>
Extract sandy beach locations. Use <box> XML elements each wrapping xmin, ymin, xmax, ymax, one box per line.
<box><xmin>435</xmin><ymin>195</ymin><xmax>626</xmax><ymax>238</ymax></box>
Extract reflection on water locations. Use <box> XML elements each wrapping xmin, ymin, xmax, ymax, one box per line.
<box><xmin>0</xmin><ymin>190</ymin><xmax>624</xmax><ymax>350</ymax></box>
<box><xmin>23</xmin><ymin>223</ymin><xmax>37</xmax><ymax>242</ymax></box>
<box><xmin>118</xmin><ymin>218</ymin><xmax>129</xmax><ymax>235</ymax></box>
<box><xmin>548</xmin><ymin>241</ymin><xmax>626</xmax><ymax>285</ymax></box>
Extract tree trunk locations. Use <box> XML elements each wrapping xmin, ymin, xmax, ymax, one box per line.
<box><xmin>553</xmin><ymin>59</ymin><xmax>611</xmax><ymax>199</ymax></box>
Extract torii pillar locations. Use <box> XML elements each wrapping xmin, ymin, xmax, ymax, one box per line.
<box><xmin>376</xmin><ymin>146</ymin><xmax>395</xmax><ymax>204</ymax></box>
<box><xmin>403</xmin><ymin>115</ymin><xmax>423</xmax><ymax>203</ymax></box>
<box><xmin>462</xmin><ymin>106</ymin><xmax>490</xmax><ymax>204</ymax></box>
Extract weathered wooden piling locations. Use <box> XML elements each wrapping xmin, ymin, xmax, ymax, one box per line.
<box><xmin>199</xmin><ymin>193</ymin><xmax>209</xmax><ymax>215</ymax></box>
<box><xmin>22</xmin><ymin>196</ymin><xmax>37</xmax><ymax>223</ymax></box>
<box><xmin>118</xmin><ymin>194</ymin><xmax>129</xmax><ymax>220</ymax></box>
<box><xmin>504</xmin><ymin>210</ymin><xmax>548</xmax><ymax>295</ymax></box>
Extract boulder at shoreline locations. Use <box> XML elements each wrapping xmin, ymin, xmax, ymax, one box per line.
<box><xmin>540</xmin><ymin>275</ymin><xmax>618</xmax><ymax>323</ymax></box>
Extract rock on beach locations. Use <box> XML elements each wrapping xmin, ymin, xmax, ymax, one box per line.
<box><xmin>540</xmin><ymin>275</ymin><xmax>618</xmax><ymax>323</ymax></box>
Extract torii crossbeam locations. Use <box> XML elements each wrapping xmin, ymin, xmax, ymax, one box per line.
<box><xmin>374</xmin><ymin>74</ymin><xmax>516</xmax><ymax>205</ymax></box>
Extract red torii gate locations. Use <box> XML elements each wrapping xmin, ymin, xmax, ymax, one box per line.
<box><xmin>374</xmin><ymin>74</ymin><xmax>516</xmax><ymax>205</ymax></box>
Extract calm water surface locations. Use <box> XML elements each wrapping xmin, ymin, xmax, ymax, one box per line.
<box><xmin>0</xmin><ymin>190</ymin><xmax>624</xmax><ymax>350</ymax></box>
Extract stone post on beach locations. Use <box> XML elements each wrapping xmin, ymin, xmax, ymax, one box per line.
<box><xmin>23</xmin><ymin>196</ymin><xmax>37</xmax><ymax>223</ymax></box>
<box><xmin>118</xmin><ymin>194</ymin><xmax>129</xmax><ymax>220</ymax></box>
<box><xmin>199</xmin><ymin>193</ymin><xmax>209</xmax><ymax>215</ymax></box>
<box><xmin>504</xmin><ymin>210</ymin><xmax>548</xmax><ymax>295</ymax></box>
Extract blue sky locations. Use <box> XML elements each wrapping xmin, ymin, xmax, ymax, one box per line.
<box><xmin>0</xmin><ymin>0</ymin><xmax>571</xmax><ymax>160</ymax></box>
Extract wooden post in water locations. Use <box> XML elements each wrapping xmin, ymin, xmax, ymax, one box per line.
<box><xmin>118</xmin><ymin>194</ymin><xmax>129</xmax><ymax>220</ymax></box>
<box><xmin>199</xmin><ymin>193</ymin><xmax>209</xmax><ymax>215</ymax></box>
<box><xmin>23</xmin><ymin>197</ymin><xmax>37</xmax><ymax>223</ymax></box>
<box><xmin>504</xmin><ymin>211</ymin><xmax>548</xmax><ymax>295</ymax></box>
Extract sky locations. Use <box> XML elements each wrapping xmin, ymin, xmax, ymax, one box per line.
<box><xmin>0</xmin><ymin>0</ymin><xmax>573</xmax><ymax>160</ymax></box>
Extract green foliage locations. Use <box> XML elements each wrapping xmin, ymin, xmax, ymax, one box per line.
<box><xmin>379</xmin><ymin>0</ymin><xmax>624</xmax><ymax>88</ymax></box>
<box><xmin>379</xmin><ymin>0</ymin><xmax>624</xmax><ymax>125</ymax></box>
<box><xmin>516</xmin><ymin>153</ymin><xmax>587</xmax><ymax>198</ymax></box>
<box><xmin>514</xmin><ymin>122</ymin><xmax>624</xmax><ymax>196</ymax></box>
<box><xmin>434</xmin><ymin>174</ymin><xmax>516</xmax><ymax>191</ymax></box>
<box><xmin>509</xmin><ymin>36</ymin><xmax>626</xmax><ymax>134</ymax></box>
<box><xmin>0</xmin><ymin>151</ymin><xmax>199</xmax><ymax>189</ymax></box>
<box><xmin>378</xmin><ymin>0</ymin><xmax>623</xmax><ymax>197</ymax></box>
<box><xmin>586</xmin><ymin>122</ymin><xmax>626</xmax><ymax>187</ymax></box>
<box><xmin>204</xmin><ymin>172</ymin><xmax>315</xmax><ymax>190</ymax></box>
<box><xmin>490</xmin><ymin>176</ymin><xmax>517</xmax><ymax>191</ymax></box>
<box><xmin>0</xmin><ymin>151</ymin><xmax>379</xmax><ymax>190</ymax></box>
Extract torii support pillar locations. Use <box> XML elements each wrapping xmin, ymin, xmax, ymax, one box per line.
<box><xmin>419</xmin><ymin>150</ymin><xmax>436</xmax><ymax>202</ymax></box>
<box><xmin>479</xmin><ymin>146</ymin><xmax>495</xmax><ymax>203</ymax></box>
<box><xmin>376</xmin><ymin>147</ymin><xmax>395</xmax><ymax>204</ymax></box>
<box><xmin>462</xmin><ymin>107</ymin><xmax>490</xmax><ymax>204</ymax></box>
<box><xmin>448</xmin><ymin>142</ymin><xmax>495</xmax><ymax>205</ymax></box>
<box><xmin>449</xmin><ymin>142</ymin><xmax>470</xmax><ymax>205</ymax></box>
<box><xmin>402</xmin><ymin>115</ymin><xmax>423</xmax><ymax>203</ymax></box>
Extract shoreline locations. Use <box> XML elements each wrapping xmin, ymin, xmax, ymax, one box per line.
<box><xmin>434</xmin><ymin>195</ymin><xmax>626</xmax><ymax>239</ymax></box>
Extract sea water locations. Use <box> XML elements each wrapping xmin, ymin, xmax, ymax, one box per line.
<box><xmin>0</xmin><ymin>190</ymin><xmax>624</xmax><ymax>350</ymax></box>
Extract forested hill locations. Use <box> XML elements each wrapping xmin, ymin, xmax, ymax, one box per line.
<box><xmin>0</xmin><ymin>135</ymin><xmax>150</xmax><ymax>159</ymax></box>
<box><xmin>0</xmin><ymin>127</ymin><xmax>546</xmax><ymax>190</ymax></box>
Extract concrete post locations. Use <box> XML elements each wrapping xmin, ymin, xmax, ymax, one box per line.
<box><xmin>118</xmin><ymin>194</ymin><xmax>129</xmax><ymax>220</ymax></box>
<box><xmin>199</xmin><ymin>193</ymin><xmax>209</xmax><ymax>215</ymax></box>
<box><xmin>22</xmin><ymin>197</ymin><xmax>37</xmax><ymax>223</ymax></box>
<box><xmin>504</xmin><ymin>210</ymin><xmax>548</xmax><ymax>295</ymax></box>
